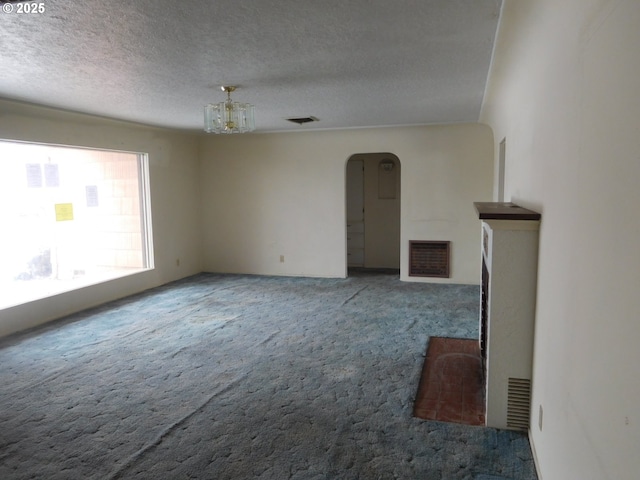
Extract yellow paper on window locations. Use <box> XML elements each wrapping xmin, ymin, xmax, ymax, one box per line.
<box><xmin>55</xmin><ymin>203</ymin><xmax>74</xmax><ymax>221</ymax></box>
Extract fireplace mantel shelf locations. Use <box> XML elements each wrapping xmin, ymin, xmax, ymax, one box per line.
<box><xmin>474</xmin><ymin>202</ymin><xmax>541</xmax><ymax>221</ymax></box>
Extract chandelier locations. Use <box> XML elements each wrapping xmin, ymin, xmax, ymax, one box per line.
<box><xmin>204</xmin><ymin>86</ymin><xmax>255</xmax><ymax>134</ymax></box>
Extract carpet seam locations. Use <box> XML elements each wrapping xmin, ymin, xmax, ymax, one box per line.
<box><xmin>339</xmin><ymin>285</ymin><xmax>369</xmax><ymax>307</ymax></box>
<box><xmin>106</xmin><ymin>373</ymin><xmax>249</xmax><ymax>480</ymax></box>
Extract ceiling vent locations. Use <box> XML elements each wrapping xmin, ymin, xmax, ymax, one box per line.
<box><xmin>286</xmin><ymin>116</ymin><xmax>319</xmax><ymax>125</ymax></box>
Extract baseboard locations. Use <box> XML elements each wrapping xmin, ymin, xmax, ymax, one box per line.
<box><xmin>528</xmin><ymin>428</ymin><xmax>543</xmax><ymax>480</ymax></box>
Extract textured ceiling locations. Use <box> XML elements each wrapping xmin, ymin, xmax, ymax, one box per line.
<box><xmin>0</xmin><ymin>0</ymin><xmax>502</xmax><ymax>133</ymax></box>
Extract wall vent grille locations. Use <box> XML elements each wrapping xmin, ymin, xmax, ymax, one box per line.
<box><xmin>409</xmin><ymin>241</ymin><xmax>450</xmax><ymax>278</ymax></box>
<box><xmin>507</xmin><ymin>377</ymin><xmax>531</xmax><ymax>431</ymax></box>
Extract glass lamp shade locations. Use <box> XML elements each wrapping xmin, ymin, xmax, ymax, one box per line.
<box><xmin>204</xmin><ymin>101</ymin><xmax>255</xmax><ymax>134</ymax></box>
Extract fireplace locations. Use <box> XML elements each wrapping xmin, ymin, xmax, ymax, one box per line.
<box><xmin>481</xmin><ymin>257</ymin><xmax>489</xmax><ymax>377</ymax></box>
<box><xmin>474</xmin><ymin>202</ymin><xmax>540</xmax><ymax>431</ymax></box>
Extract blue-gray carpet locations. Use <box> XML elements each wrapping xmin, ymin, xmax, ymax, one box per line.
<box><xmin>0</xmin><ymin>272</ymin><xmax>538</xmax><ymax>479</ymax></box>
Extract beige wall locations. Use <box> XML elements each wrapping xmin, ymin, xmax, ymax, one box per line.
<box><xmin>0</xmin><ymin>107</ymin><xmax>492</xmax><ymax>336</ymax></box>
<box><xmin>200</xmin><ymin>124</ymin><xmax>493</xmax><ymax>283</ymax></box>
<box><xmin>0</xmin><ymin>99</ymin><xmax>203</xmax><ymax>337</ymax></box>
<box><xmin>481</xmin><ymin>0</ymin><xmax>640</xmax><ymax>478</ymax></box>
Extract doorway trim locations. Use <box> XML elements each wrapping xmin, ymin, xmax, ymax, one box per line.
<box><xmin>498</xmin><ymin>137</ymin><xmax>506</xmax><ymax>202</ymax></box>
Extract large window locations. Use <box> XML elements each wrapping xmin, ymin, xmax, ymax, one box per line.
<box><xmin>0</xmin><ymin>140</ymin><xmax>153</xmax><ymax>309</ymax></box>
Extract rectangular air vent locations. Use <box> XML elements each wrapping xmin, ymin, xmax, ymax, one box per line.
<box><xmin>286</xmin><ymin>116</ymin><xmax>318</xmax><ymax>125</ymax></box>
<box><xmin>409</xmin><ymin>241</ymin><xmax>450</xmax><ymax>278</ymax></box>
<box><xmin>507</xmin><ymin>377</ymin><xmax>531</xmax><ymax>431</ymax></box>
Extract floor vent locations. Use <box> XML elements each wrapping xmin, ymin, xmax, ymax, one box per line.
<box><xmin>409</xmin><ymin>241</ymin><xmax>450</xmax><ymax>278</ymax></box>
<box><xmin>507</xmin><ymin>377</ymin><xmax>531</xmax><ymax>431</ymax></box>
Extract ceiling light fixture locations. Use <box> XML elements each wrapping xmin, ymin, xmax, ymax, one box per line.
<box><xmin>204</xmin><ymin>86</ymin><xmax>255</xmax><ymax>134</ymax></box>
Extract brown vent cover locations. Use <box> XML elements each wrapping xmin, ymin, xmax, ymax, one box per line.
<box><xmin>409</xmin><ymin>241</ymin><xmax>450</xmax><ymax>278</ymax></box>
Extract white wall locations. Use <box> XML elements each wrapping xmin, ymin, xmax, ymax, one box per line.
<box><xmin>200</xmin><ymin>124</ymin><xmax>493</xmax><ymax>283</ymax></box>
<box><xmin>0</xmin><ymin>99</ymin><xmax>203</xmax><ymax>337</ymax></box>
<box><xmin>481</xmin><ymin>1</ymin><xmax>640</xmax><ymax>478</ymax></box>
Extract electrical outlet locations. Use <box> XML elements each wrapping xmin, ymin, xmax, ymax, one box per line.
<box><xmin>279</xmin><ymin>255</ymin><xmax>285</xmax><ymax>263</ymax></box>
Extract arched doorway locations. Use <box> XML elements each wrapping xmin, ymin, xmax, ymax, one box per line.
<box><xmin>346</xmin><ymin>153</ymin><xmax>401</xmax><ymax>273</ymax></box>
